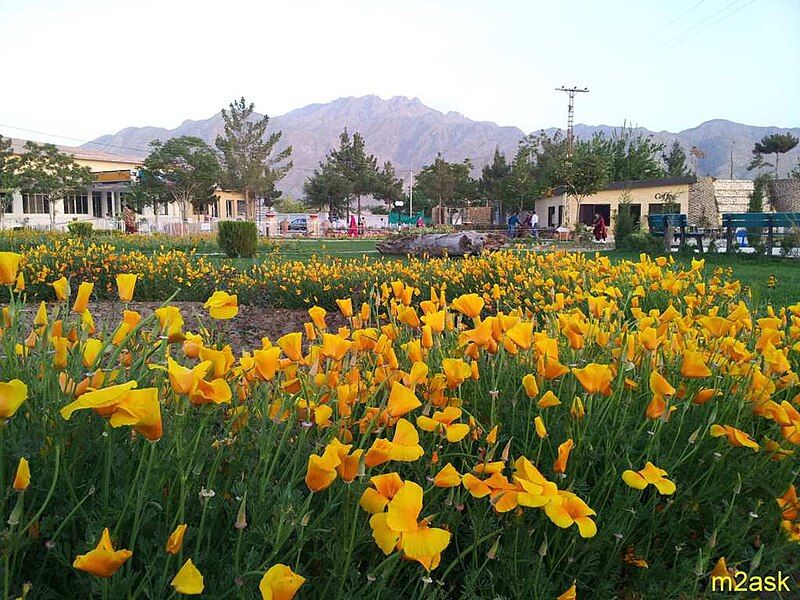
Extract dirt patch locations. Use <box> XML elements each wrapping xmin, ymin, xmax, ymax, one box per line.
<box><xmin>22</xmin><ymin>302</ymin><xmax>347</xmax><ymax>353</ymax></box>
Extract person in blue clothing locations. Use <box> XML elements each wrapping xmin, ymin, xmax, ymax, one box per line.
<box><xmin>507</xmin><ymin>211</ymin><xmax>520</xmax><ymax>238</ymax></box>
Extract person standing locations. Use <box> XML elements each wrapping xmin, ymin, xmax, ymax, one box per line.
<box><xmin>593</xmin><ymin>213</ymin><xmax>607</xmax><ymax>242</ymax></box>
<box><xmin>507</xmin><ymin>212</ymin><xmax>520</xmax><ymax>238</ymax></box>
<box><xmin>530</xmin><ymin>210</ymin><xmax>539</xmax><ymax>239</ymax></box>
<box><xmin>348</xmin><ymin>215</ymin><xmax>358</xmax><ymax>237</ymax></box>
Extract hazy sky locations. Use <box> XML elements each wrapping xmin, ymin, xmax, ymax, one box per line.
<box><xmin>1</xmin><ymin>0</ymin><xmax>798</xmax><ymax>146</ymax></box>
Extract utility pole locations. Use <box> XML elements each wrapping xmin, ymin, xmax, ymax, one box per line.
<box><xmin>409</xmin><ymin>170</ymin><xmax>414</xmax><ymax>217</ymax></box>
<box><xmin>555</xmin><ymin>86</ymin><xmax>589</xmax><ymax>156</ymax></box>
<box><xmin>729</xmin><ymin>141</ymin><xmax>734</xmax><ymax>179</ymax></box>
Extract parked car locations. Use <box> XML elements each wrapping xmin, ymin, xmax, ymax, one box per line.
<box><xmin>288</xmin><ymin>217</ymin><xmax>307</xmax><ymax>231</ymax></box>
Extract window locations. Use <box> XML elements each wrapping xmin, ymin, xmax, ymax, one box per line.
<box><xmin>557</xmin><ymin>205</ymin><xmax>564</xmax><ymax>226</ymax></box>
<box><xmin>64</xmin><ymin>193</ymin><xmax>89</xmax><ymax>214</ymax></box>
<box><xmin>236</xmin><ymin>200</ymin><xmax>246</xmax><ymax>215</ymax></box>
<box><xmin>225</xmin><ymin>200</ymin><xmax>233</xmax><ymax>218</ymax></box>
<box><xmin>649</xmin><ymin>203</ymin><xmax>664</xmax><ymax>215</ymax></box>
<box><xmin>22</xmin><ymin>193</ymin><xmax>49</xmax><ymax>214</ymax></box>
<box><xmin>547</xmin><ymin>206</ymin><xmax>556</xmax><ymax>227</ymax></box>
<box><xmin>92</xmin><ymin>192</ymin><xmax>103</xmax><ymax>217</ymax></box>
<box><xmin>207</xmin><ymin>201</ymin><xmax>219</xmax><ymax>218</ymax></box>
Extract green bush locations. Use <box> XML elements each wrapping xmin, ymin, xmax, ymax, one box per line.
<box><xmin>616</xmin><ymin>229</ymin><xmax>663</xmax><ymax>254</ymax></box>
<box><xmin>218</xmin><ymin>220</ymin><xmax>258</xmax><ymax>258</ymax></box>
<box><xmin>67</xmin><ymin>221</ymin><xmax>93</xmax><ymax>237</ymax></box>
<box><xmin>613</xmin><ymin>194</ymin><xmax>637</xmax><ymax>244</ymax></box>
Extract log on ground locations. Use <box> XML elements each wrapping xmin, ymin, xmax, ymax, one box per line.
<box><xmin>375</xmin><ymin>231</ymin><xmax>504</xmax><ymax>256</ymax></box>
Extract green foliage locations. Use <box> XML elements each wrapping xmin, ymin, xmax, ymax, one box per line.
<box><xmin>15</xmin><ymin>141</ymin><xmax>94</xmax><ymax>226</ymax></box>
<box><xmin>612</xmin><ymin>192</ymin><xmax>637</xmax><ymax>243</ymax></box>
<box><xmin>135</xmin><ymin>136</ymin><xmax>221</xmax><ymax>221</ymax></box>
<box><xmin>215</xmin><ymin>97</ymin><xmax>292</xmax><ymax>219</ymax></box>
<box><xmin>303</xmin><ymin>129</ymin><xmax>397</xmax><ymax>218</ymax></box>
<box><xmin>750</xmin><ymin>132</ymin><xmax>799</xmax><ymax>176</ymax></box>
<box><xmin>66</xmin><ymin>221</ymin><xmax>93</xmax><ymax>237</ymax></box>
<box><xmin>217</xmin><ymin>220</ymin><xmax>258</xmax><ymax>258</ymax></box>
<box><xmin>746</xmin><ymin>174</ymin><xmax>770</xmax><ymax>254</ymax></box>
<box><xmin>662</xmin><ymin>140</ymin><xmax>691</xmax><ymax>177</ymax></box>
<box><xmin>615</xmin><ymin>229</ymin><xmax>662</xmax><ymax>253</ymax></box>
<box><xmin>0</xmin><ymin>135</ymin><xmax>17</xmax><ymax>214</ymax></box>
<box><xmin>273</xmin><ymin>196</ymin><xmax>305</xmax><ymax>214</ymax></box>
<box><xmin>414</xmin><ymin>154</ymin><xmax>479</xmax><ymax>208</ymax></box>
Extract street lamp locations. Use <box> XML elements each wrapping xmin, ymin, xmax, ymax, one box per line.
<box><xmin>394</xmin><ymin>200</ymin><xmax>404</xmax><ymax>228</ymax></box>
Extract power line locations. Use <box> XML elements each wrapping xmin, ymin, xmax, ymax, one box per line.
<box><xmin>638</xmin><ymin>0</ymin><xmax>754</xmax><ymax>58</ymax></box>
<box><xmin>640</xmin><ymin>0</ymin><xmax>710</xmax><ymax>43</ymax></box>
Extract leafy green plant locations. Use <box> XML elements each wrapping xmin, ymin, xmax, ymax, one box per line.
<box><xmin>218</xmin><ymin>220</ymin><xmax>258</xmax><ymax>258</ymax></box>
<box><xmin>66</xmin><ymin>221</ymin><xmax>93</xmax><ymax>237</ymax></box>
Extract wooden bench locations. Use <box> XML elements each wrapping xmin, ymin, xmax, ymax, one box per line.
<box><xmin>647</xmin><ymin>214</ymin><xmax>704</xmax><ymax>252</ymax></box>
<box><xmin>722</xmin><ymin>212</ymin><xmax>800</xmax><ymax>254</ymax></box>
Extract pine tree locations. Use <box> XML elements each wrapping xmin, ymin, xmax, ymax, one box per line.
<box><xmin>215</xmin><ymin>97</ymin><xmax>292</xmax><ymax>220</ymax></box>
<box><xmin>480</xmin><ymin>147</ymin><xmax>511</xmax><ymax>221</ymax></box>
<box><xmin>750</xmin><ymin>133</ymin><xmax>799</xmax><ymax>177</ymax></box>
<box><xmin>662</xmin><ymin>141</ymin><xmax>691</xmax><ymax>177</ymax></box>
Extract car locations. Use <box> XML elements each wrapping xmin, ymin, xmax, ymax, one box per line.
<box><xmin>288</xmin><ymin>217</ymin><xmax>307</xmax><ymax>231</ymax></box>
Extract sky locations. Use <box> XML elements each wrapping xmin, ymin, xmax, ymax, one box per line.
<box><xmin>0</xmin><ymin>0</ymin><xmax>798</xmax><ymax>147</ymax></box>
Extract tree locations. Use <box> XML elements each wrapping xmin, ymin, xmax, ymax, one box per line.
<box><xmin>374</xmin><ymin>161</ymin><xmax>404</xmax><ymax>210</ymax></box>
<box><xmin>746</xmin><ymin>173</ymin><xmax>770</xmax><ymax>254</ymax></box>
<box><xmin>215</xmin><ymin>97</ymin><xmax>292</xmax><ymax>220</ymax></box>
<box><xmin>0</xmin><ymin>135</ymin><xmax>17</xmax><ymax>223</ymax></box>
<box><xmin>414</xmin><ymin>154</ymin><xmax>478</xmax><ymax>209</ymax></box>
<box><xmin>480</xmin><ymin>147</ymin><xmax>511</xmax><ymax>221</ymax></box>
<box><xmin>15</xmin><ymin>142</ymin><xmax>94</xmax><ymax>228</ymax></box>
<box><xmin>135</xmin><ymin>137</ymin><xmax>221</xmax><ymax>231</ymax></box>
<box><xmin>662</xmin><ymin>140</ymin><xmax>691</xmax><ymax>177</ymax></box>
<box><xmin>750</xmin><ymin>133</ymin><xmax>799</xmax><ymax>177</ymax></box>
<box><xmin>504</xmin><ymin>146</ymin><xmax>538</xmax><ymax>214</ymax></box>
<box><xmin>303</xmin><ymin>129</ymin><xmax>385</xmax><ymax>220</ymax></box>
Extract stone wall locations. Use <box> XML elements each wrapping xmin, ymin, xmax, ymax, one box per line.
<box><xmin>688</xmin><ymin>177</ymin><xmax>717</xmax><ymax>226</ymax></box>
<box><xmin>769</xmin><ymin>179</ymin><xmax>800</xmax><ymax>212</ymax></box>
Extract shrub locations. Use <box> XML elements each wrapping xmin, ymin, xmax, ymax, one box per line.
<box><xmin>66</xmin><ymin>221</ymin><xmax>93</xmax><ymax>237</ymax></box>
<box><xmin>616</xmin><ymin>229</ymin><xmax>663</xmax><ymax>253</ymax></box>
<box><xmin>218</xmin><ymin>220</ymin><xmax>258</xmax><ymax>258</ymax></box>
<box><xmin>613</xmin><ymin>193</ymin><xmax>637</xmax><ymax>244</ymax></box>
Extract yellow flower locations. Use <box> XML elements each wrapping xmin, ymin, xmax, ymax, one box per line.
<box><xmin>710</xmin><ymin>424</ymin><xmax>759</xmax><ymax>451</ymax></box>
<box><xmin>0</xmin><ymin>252</ymin><xmax>22</xmax><ymax>285</ymax></box>
<box><xmin>534</xmin><ymin>416</ymin><xmax>547</xmax><ymax>438</ymax></box>
<box><xmin>171</xmin><ymin>559</ymin><xmax>204</xmax><ymax>595</ymax></box>
<box><xmin>115</xmin><ymin>273</ymin><xmax>137</xmax><ymax>302</ymax></box>
<box><xmin>451</xmin><ymin>293</ymin><xmax>484</xmax><ymax>319</ymax></box>
<box><xmin>544</xmin><ymin>490</ymin><xmax>597</xmax><ymax>538</ymax></box>
<box><xmin>364</xmin><ymin>419</ymin><xmax>424</xmax><ymax>467</ymax></box>
<box><xmin>572</xmin><ymin>363</ymin><xmax>613</xmax><ymax>396</ymax></box>
<box><xmin>166</xmin><ymin>524</ymin><xmax>188</xmax><ymax>554</ymax></box>
<box><xmin>336</xmin><ymin>298</ymin><xmax>353</xmax><ymax>318</ymax></box>
<box><xmin>72</xmin><ymin>281</ymin><xmax>93</xmax><ymax>314</ymax></box>
<box><xmin>155</xmin><ymin>306</ymin><xmax>185</xmax><ymax>342</ymax></box>
<box><xmin>277</xmin><ymin>332</ymin><xmax>303</xmax><ymax>362</ymax></box>
<box><xmin>709</xmin><ymin>557</ymin><xmax>734</xmax><ymax>588</ymax></box>
<box><xmin>204</xmin><ymin>290</ymin><xmax>238</xmax><ymax>319</ymax></box>
<box><xmin>72</xmin><ymin>528</ymin><xmax>132</xmax><ymax>578</ymax></box>
<box><xmin>649</xmin><ymin>371</ymin><xmax>675</xmax><ymax>396</ymax></box>
<box><xmin>369</xmin><ymin>481</ymin><xmax>451</xmax><ymax>570</ymax></box>
<box><xmin>537</xmin><ymin>390</ymin><xmax>561</xmax><ymax>408</ymax></box>
<box><xmin>433</xmin><ymin>463</ymin><xmax>461</xmax><ymax>488</ymax></box>
<box><xmin>13</xmin><ymin>457</ymin><xmax>30</xmax><ymax>491</ymax></box>
<box><xmin>83</xmin><ymin>339</ymin><xmax>103</xmax><ymax>368</ymax></box>
<box><xmin>308</xmin><ymin>305</ymin><xmax>327</xmax><ymax>329</ymax></box>
<box><xmin>416</xmin><ymin>407</ymin><xmax>470</xmax><ymax>442</ymax></box>
<box><xmin>558</xmin><ymin>583</ymin><xmax>577</xmax><ymax>600</ymax></box>
<box><xmin>166</xmin><ymin>358</ymin><xmax>212</xmax><ymax>396</ymax></box>
<box><xmin>553</xmin><ymin>438</ymin><xmax>574</xmax><ymax>474</ymax></box>
<box><xmin>681</xmin><ymin>350</ymin><xmax>711</xmax><ymax>378</ymax></box>
<box><xmin>52</xmin><ymin>276</ymin><xmax>70</xmax><ymax>301</ymax></box>
<box><xmin>622</xmin><ymin>462</ymin><xmax>676</xmax><ymax>494</ymax></box>
<box><xmin>0</xmin><ymin>379</ymin><xmax>28</xmax><ymax>419</ymax></box>
<box><xmin>360</xmin><ymin>473</ymin><xmax>405</xmax><ymax>513</ymax></box>
<box><xmin>305</xmin><ymin>442</ymin><xmax>342</xmax><ymax>492</ymax></box>
<box><xmin>522</xmin><ymin>373</ymin><xmax>539</xmax><ymax>398</ymax></box>
<box><xmin>442</xmin><ymin>358</ymin><xmax>472</xmax><ymax>388</ymax></box>
<box><xmin>570</xmin><ymin>396</ymin><xmax>585</xmax><ymax>420</ymax></box>
<box><xmin>387</xmin><ymin>381</ymin><xmax>422</xmax><ymax>419</ymax></box>
<box><xmin>259</xmin><ymin>564</ymin><xmax>305</xmax><ymax>600</ymax></box>
<box><xmin>14</xmin><ymin>271</ymin><xmax>24</xmax><ymax>292</ymax></box>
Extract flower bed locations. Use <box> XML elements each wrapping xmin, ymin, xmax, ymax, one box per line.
<box><xmin>0</xmin><ymin>249</ymin><xmax>798</xmax><ymax>597</ymax></box>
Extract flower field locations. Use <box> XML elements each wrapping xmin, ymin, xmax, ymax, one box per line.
<box><xmin>0</xmin><ymin>246</ymin><xmax>798</xmax><ymax>598</ymax></box>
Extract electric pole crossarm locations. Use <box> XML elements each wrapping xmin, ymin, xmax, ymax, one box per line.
<box><xmin>555</xmin><ymin>86</ymin><xmax>589</xmax><ymax>156</ymax></box>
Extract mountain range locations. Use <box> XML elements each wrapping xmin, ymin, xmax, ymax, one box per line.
<box><xmin>85</xmin><ymin>95</ymin><xmax>800</xmax><ymax>198</ymax></box>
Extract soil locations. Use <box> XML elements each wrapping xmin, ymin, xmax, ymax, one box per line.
<box><xmin>22</xmin><ymin>302</ymin><xmax>347</xmax><ymax>353</ymax></box>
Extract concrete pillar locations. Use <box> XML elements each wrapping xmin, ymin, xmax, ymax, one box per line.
<box><xmin>308</xmin><ymin>213</ymin><xmax>320</xmax><ymax>237</ymax></box>
<box><xmin>265</xmin><ymin>212</ymin><xmax>277</xmax><ymax>238</ymax></box>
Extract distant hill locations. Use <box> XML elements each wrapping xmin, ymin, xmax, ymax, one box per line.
<box><xmin>86</xmin><ymin>95</ymin><xmax>800</xmax><ymax>197</ymax></box>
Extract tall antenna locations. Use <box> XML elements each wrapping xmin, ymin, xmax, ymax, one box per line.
<box><xmin>555</xmin><ymin>86</ymin><xmax>589</xmax><ymax>155</ymax></box>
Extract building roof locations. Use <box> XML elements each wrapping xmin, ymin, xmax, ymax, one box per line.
<box><xmin>8</xmin><ymin>138</ymin><xmax>142</xmax><ymax>166</ymax></box>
